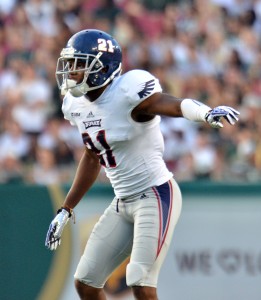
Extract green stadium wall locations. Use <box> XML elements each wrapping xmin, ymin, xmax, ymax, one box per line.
<box><xmin>0</xmin><ymin>182</ymin><xmax>260</xmax><ymax>300</ymax></box>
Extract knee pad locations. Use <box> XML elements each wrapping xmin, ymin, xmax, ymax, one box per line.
<box><xmin>126</xmin><ymin>262</ymin><xmax>145</xmax><ymax>286</ymax></box>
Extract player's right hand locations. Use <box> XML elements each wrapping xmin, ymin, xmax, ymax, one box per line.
<box><xmin>45</xmin><ymin>208</ymin><xmax>71</xmax><ymax>250</ymax></box>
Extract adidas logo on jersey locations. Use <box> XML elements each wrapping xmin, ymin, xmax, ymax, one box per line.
<box><xmin>140</xmin><ymin>193</ymin><xmax>147</xmax><ymax>199</ymax></box>
<box><xmin>87</xmin><ymin>111</ymin><xmax>94</xmax><ymax>118</ymax></box>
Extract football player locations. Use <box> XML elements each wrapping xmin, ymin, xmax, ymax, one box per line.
<box><xmin>45</xmin><ymin>29</ymin><xmax>239</xmax><ymax>300</ymax></box>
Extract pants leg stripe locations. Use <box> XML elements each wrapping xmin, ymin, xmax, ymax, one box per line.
<box><xmin>152</xmin><ymin>180</ymin><xmax>173</xmax><ymax>257</ymax></box>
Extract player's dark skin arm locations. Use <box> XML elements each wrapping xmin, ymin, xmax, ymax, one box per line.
<box><xmin>132</xmin><ymin>92</ymin><xmax>183</xmax><ymax>122</ymax></box>
<box><xmin>63</xmin><ymin>148</ymin><xmax>101</xmax><ymax>209</ymax></box>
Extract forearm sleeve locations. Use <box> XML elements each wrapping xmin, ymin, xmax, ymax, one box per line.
<box><xmin>181</xmin><ymin>98</ymin><xmax>211</xmax><ymax>122</ymax></box>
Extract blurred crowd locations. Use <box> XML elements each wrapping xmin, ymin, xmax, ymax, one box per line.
<box><xmin>0</xmin><ymin>0</ymin><xmax>261</xmax><ymax>185</ymax></box>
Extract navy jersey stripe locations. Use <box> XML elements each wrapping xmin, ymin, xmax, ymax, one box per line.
<box><xmin>152</xmin><ymin>180</ymin><xmax>173</xmax><ymax>256</ymax></box>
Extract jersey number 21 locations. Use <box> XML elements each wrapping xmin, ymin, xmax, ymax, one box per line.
<box><xmin>82</xmin><ymin>130</ymin><xmax>116</xmax><ymax>168</ymax></box>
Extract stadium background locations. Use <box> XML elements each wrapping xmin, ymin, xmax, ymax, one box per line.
<box><xmin>0</xmin><ymin>0</ymin><xmax>261</xmax><ymax>299</ymax></box>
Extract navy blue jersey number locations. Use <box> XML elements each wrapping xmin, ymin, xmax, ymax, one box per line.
<box><xmin>82</xmin><ymin>130</ymin><xmax>116</xmax><ymax>168</ymax></box>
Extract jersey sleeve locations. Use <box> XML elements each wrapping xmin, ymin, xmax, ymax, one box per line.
<box><xmin>122</xmin><ymin>70</ymin><xmax>162</xmax><ymax>107</ymax></box>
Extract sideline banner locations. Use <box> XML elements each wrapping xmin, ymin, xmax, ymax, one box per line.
<box><xmin>159</xmin><ymin>195</ymin><xmax>261</xmax><ymax>300</ymax></box>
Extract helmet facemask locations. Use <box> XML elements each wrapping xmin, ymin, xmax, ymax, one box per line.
<box><xmin>56</xmin><ymin>51</ymin><xmax>121</xmax><ymax>97</ymax></box>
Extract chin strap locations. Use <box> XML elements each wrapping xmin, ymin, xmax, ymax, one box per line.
<box><xmin>61</xmin><ymin>78</ymin><xmax>89</xmax><ymax>97</ymax></box>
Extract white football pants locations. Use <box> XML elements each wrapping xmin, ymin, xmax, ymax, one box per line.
<box><xmin>74</xmin><ymin>178</ymin><xmax>182</xmax><ymax>288</ymax></box>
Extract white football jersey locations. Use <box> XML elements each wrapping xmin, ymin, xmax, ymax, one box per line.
<box><xmin>62</xmin><ymin>69</ymin><xmax>172</xmax><ymax>197</ymax></box>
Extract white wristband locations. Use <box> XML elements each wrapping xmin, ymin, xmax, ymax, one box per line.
<box><xmin>181</xmin><ymin>99</ymin><xmax>211</xmax><ymax>122</ymax></box>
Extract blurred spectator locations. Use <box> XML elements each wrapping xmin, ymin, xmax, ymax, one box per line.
<box><xmin>37</xmin><ymin>117</ymin><xmax>75</xmax><ymax>167</ymax></box>
<box><xmin>190</xmin><ymin>130</ymin><xmax>218</xmax><ymax>179</ymax></box>
<box><xmin>0</xmin><ymin>0</ymin><xmax>17</xmax><ymax>16</ymax></box>
<box><xmin>12</xmin><ymin>62</ymin><xmax>53</xmax><ymax>135</ymax></box>
<box><xmin>93</xmin><ymin>0</ymin><xmax>122</xmax><ymax>23</ymax></box>
<box><xmin>0</xmin><ymin>154</ymin><xmax>24</xmax><ymax>184</ymax></box>
<box><xmin>160</xmin><ymin>117</ymin><xmax>197</xmax><ymax>171</ymax></box>
<box><xmin>0</xmin><ymin>120</ymin><xmax>31</xmax><ymax>161</ymax></box>
<box><xmin>24</xmin><ymin>0</ymin><xmax>59</xmax><ymax>37</ymax></box>
<box><xmin>28</xmin><ymin>146</ymin><xmax>61</xmax><ymax>185</ymax></box>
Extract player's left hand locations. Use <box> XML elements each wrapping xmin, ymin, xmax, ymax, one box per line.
<box><xmin>45</xmin><ymin>208</ymin><xmax>71</xmax><ymax>250</ymax></box>
<box><xmin>205</xmin><ymin>106</ymin><xmax>240</xmax><ymax>128</ymax></box>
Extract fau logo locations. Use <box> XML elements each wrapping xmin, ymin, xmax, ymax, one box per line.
<box><xmin>83</xmin><ymin>119</ymin><xmax>101</xmax><ymax>129</ymax></box>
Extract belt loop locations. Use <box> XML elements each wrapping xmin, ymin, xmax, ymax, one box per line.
<box><xmin>116</xmin><ymin>198</ymin><xmax>119</xmax><ymax>212</ymax></box>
